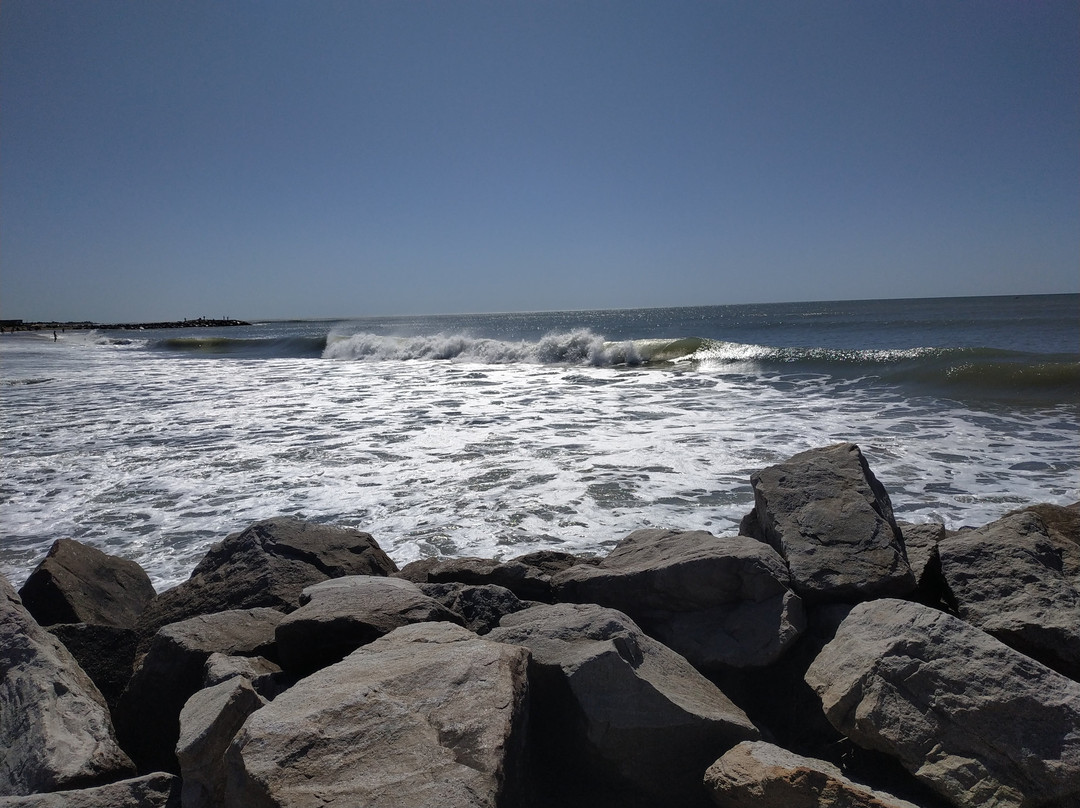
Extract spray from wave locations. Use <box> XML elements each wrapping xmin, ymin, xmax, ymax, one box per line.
<box><xmin>323</xmin><ymin>329</ymin><xmax>647</xmax><ymax>365</ymax></box>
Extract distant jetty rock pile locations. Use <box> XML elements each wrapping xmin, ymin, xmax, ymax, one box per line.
<box><xmin>2</xmin><ymin>443</ymin><xmax>1078</xmax><ymax>808</ymax></box>
<box><xmin>1</xmin><ymin>317</ymin><xmax>250</xmax><ymax>332</ymax></box>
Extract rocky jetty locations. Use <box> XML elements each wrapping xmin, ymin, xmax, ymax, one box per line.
<box><xmin>2</xmin><ymin>442</ymin><xmax>1077</xmax><ymax>808</ymax></box>
<box><xmin>3</xmin><ymin>318</ymin><xmax>250</xmax><ymax>333</ymax></box>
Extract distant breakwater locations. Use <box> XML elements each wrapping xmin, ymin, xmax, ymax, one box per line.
<box><xmin>1</xmin><ymin>318</ymin><xmax>251</xmax><ymax>332</ymax></box>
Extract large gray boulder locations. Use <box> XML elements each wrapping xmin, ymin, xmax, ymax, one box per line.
<box><xmin>703</xmin><ymin>741</ymin><xmax>922</xmax><ymax>808</ymax></box>
<box><xmin>744</xmin><ymin>443</ymin><xmax>915</xmax><ymax>603</ymax></box>
<box><xmin>488</xmin><ymin>603</ymin><xmax>759</xmax><ymax>807</ymax></box>
<box><xmin>18</xmin><ymin>539</ymin><xmax>156</xmax><ymax>629</ymax></box>
<box><xmin>224</xmin><ymin>622</ymin><xmax>530</xmax><ymax>808</ymax></box>
<box><xmin>804</xmin><ymin>598</ymin><xmax>1080</xmax><ymax>808</ymax></box>
<box><xmin>116</xmin><ymin>608</ymin><xmax>283</xmax><ymax>775</ymax></box>
<box><xmin>0</xmin><ymin>576</ymin><xmax>135</xmax><ymax>796</ymax></box>
<box><xmin>0</xmin><ymin>773</ymin><xmax>180</xmax><ymax>808</ymax></box>
<box><xmin>552</xmin><ymin>529</ymin><xmax>804</xmax><ymax>671</ymax></box>
<box><xmin>936</xmin><ymin>510</ymin><xmax>1080</xmax><ymax>680</ymax></box>
<box><xmin>177</xmin><ymin>678</ymin><xmax>265</xmax><ymax>808</ymax></box>
<box><xmin>274</xmin><ymin>575</ymin><xmax>463</xmax><ymax>674</ymax></box>
<box><xmin>136</xmin><ymin>517</ymin><xmax>396</xmax><ymax>649</ymax></box>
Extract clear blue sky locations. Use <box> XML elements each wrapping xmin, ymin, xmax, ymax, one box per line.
<box><xmin>2</xmin><ymin>1</ymin><xmax>1077</xmax><ymax>322</ymax></box>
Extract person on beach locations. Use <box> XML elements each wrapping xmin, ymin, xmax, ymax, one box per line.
<box><xmin>53</xmin><ymin>330</ymin><xmax>57</xmax><ymax>341</ymax></box>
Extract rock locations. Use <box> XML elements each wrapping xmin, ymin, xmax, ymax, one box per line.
<box><xmin>897</xmin><ymin>521</ymin><xmax>950</xmax><ymax>610</ymax></box>
<box><xmin>417</xmin><ymin>550</ymin><xmax>593</xmax><ymax>601</ymax></box>
<box><xmin>1007</xmin><ymin>502</ymin><xmax>1080</xmax><ymax>583</ymax></box>
<box><xmin>202</xmin><ymin>653</ymin><xmax>289</xmax><ymax>701</ymax></box>
<box><xmin>488</xmin><ymin>603</ymin><xmax>759</xmax><ymax>807</ymax></box>
<box><xmin>0</xmin><ymin>575</ymin><xmax>135</xmax><ymax>796</ymax></box>
<box><xmin>274</xmin><ymin>576</ymin><xmax>463</xmax><ymax>674</ymax></box>
<box><xmin>115</xmin><ymin>607</ymin><xmax>283</xmax><ymax>775</ymax></box>
<box><xmin>804</xmin><ymin>598</ymin><xmax>1080</xmax><ymax>808</ymax></box>
<box><xmin>394</xmin><ymin>556</ymin><xmax>443</xmax><ymax>583</ymax></box>
<box><xmin>419</xmin><ymin>581</ymin><xmax>529</xmax><ymax>634</ymax></box>
<box><xmin>136</xmin><ymin>517</ymin><xmax>396</xmax><ymax>650</ymax></box>
<box><xmin>224</xmin><ymin>622</ymin><xmax>530</xmax><ymax>808</ymax></box>
<box><xmin>934</xmin><ymin>510</ymin><xmax>1080</xmax><ymax>680</ymax></box>
<box><xmin>177</xmin><ymin>678</ymin><xmax>265</xmax><ymax>808</ymax></box>
<box><xmin>703</xmin><ymin>740</ymin><xmax>922</xmax><ymax>808</ymax></box>
<box><xmin>745</xmin><ymin>443</ymin><xmax>915</xmax><ymax>603</ymax></box>
<box><xmin>552</xmin><ymin>529</ymin><xmax>805</xmax><ymax>671</ymax></box>
<box><xmin>896</xmin><ymin>521</ymin><xmax>945</xmax><ymax>588</ymax></box>
<box><xmin>18</xmin><ymin>539</ymin><xmax>156</xmax><ymax>629</ymax></box>
<box><xmin>0</xmin><ymin>772</ymin><xmax>180</xmax><ymax>807</ymax></box>
<box><xmin>46</xmin><ymin>623</ymin><xmax>138</xmax><ymax>712</ymax></box>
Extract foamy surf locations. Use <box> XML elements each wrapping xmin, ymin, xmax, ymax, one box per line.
<box><xmin>1</xmin><ymin>295</ymin><xmax>1075</xmax><ymax>591</ymax></box>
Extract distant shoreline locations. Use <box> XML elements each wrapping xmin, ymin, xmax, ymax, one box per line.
<box><xmin>1</xmin><ymin>318</ymin><xmax>251</xmax><ymax>333</ymax></box>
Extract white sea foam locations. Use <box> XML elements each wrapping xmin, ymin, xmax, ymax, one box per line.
<box><xmin>1</xmin><ymin>333</ymin><xmax>1076</xmax><ymax>591</ymax></box>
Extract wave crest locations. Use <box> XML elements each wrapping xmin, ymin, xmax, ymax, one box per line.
<box><xmin>323</xmin><ymin>329</ymin><xmax>633</xmax><ymax>365</ymax></box>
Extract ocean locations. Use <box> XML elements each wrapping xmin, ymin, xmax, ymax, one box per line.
<box><xmin>1</xmin><ymin>294</ymin><xmax>1077</xmax><ymax>592</ymax></box>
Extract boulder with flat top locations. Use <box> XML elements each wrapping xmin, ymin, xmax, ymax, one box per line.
<box><xmin>224</xmin><ymin>622</ymin><xmax>530</xmax><ymax>808</ymax></box>
<box><xmin>552</xmin><ymin>529</ymin><xmax>805</xmax><ymax>671</ymax></box>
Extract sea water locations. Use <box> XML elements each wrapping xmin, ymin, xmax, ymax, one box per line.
<box><xmin>1</xmin><ymin>294</ymin><xmax>1077</xmax><ymax>591</ymax></box>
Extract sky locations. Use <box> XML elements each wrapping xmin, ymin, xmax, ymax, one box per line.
<box><xmin>2</xmin><ymin>1</ymin><xmax>1077</xmax><ymax>322</ymax></box>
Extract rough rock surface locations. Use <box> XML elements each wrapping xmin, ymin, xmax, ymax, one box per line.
<box><xmin>419</xmin><ymin>581</ymin><xmax>529</xmax><ymax>634</ymax></box>
<box><xmin>274</xmin><ymin>575</ymin><xmax>463</xmax><ymax>674</ymax></box>
<box><xmin>804</xmin><ymin>598</ymin><xmax>1080</xmax><ymax>808</ymax></box>
<box><xmin>225</xmin><ymin>621</ymin><xmax>530</xmax><ymax>808</ymax></box>
<box><xmin>0</xmin><ymin>576</ymin><xmax>135</xmax><ymax>796</ymax></box>
<box><xmin>136</xmin><ymin>517</ymin><xmax>396</xmax><ymax>648</ymax></box>
<box><xmin>1008</xmin><ymin>502</ymin><xmax>1080</xmax><ymax>582</ymax></box>
<box><xmin>18</xmin><ymin>539</ymin><xmax>156</xmax><ymax>629</ymax></box>
<box><xmin>703</xmin><ymin>740</ymin><xmax>922</xmax><ymax>808</ymax></box>
<box><xmin>414</xmin><ymin>550</ymin><xmax>593</xmax><ymax>601</ymax></box>
<box><xmin>745</xmin><ymin>443</ymin><xmax>915</xmax><ymax>603</ymax></box>
<box><xmin>45</xmin><ymin>623</ymin><xmax>137</xmax><ymax>712</ymax></box>
<box><xmin>116</xmin><ymin>607</ymin><xmax>283</xmax><ymax>775</ymax></box>
<box><xmin>488</xmin><ymin>602</ymin><xmax>760</xmax><ymax>807</ymax></box>
<box><xmin>936</xmin><ymin>510</ymin><xmax>1080</xmax><ymax>679</ymax></box>
<box><xmin>895</xmin><ymin>521</ymin><xmax>945</xmax><ymax>592</ymax></box>
<box><xmin>202</xmin><ymin>653</ymin><xmax>288</xmax><ymax>700</ymax></box>
<box><xmin>177</xmin><ymin>678</ymin><xmax>265</xmax><ymax>808</ymax></box>
<box><xmin>0</xmin><ymin>773</ymin><xmax>180</xmax><ymax>808</ymax></box>
<box><xmin>552</xmin><ymin>529</ymin><xmax>804</xmax><ymax>671</ymax></box>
